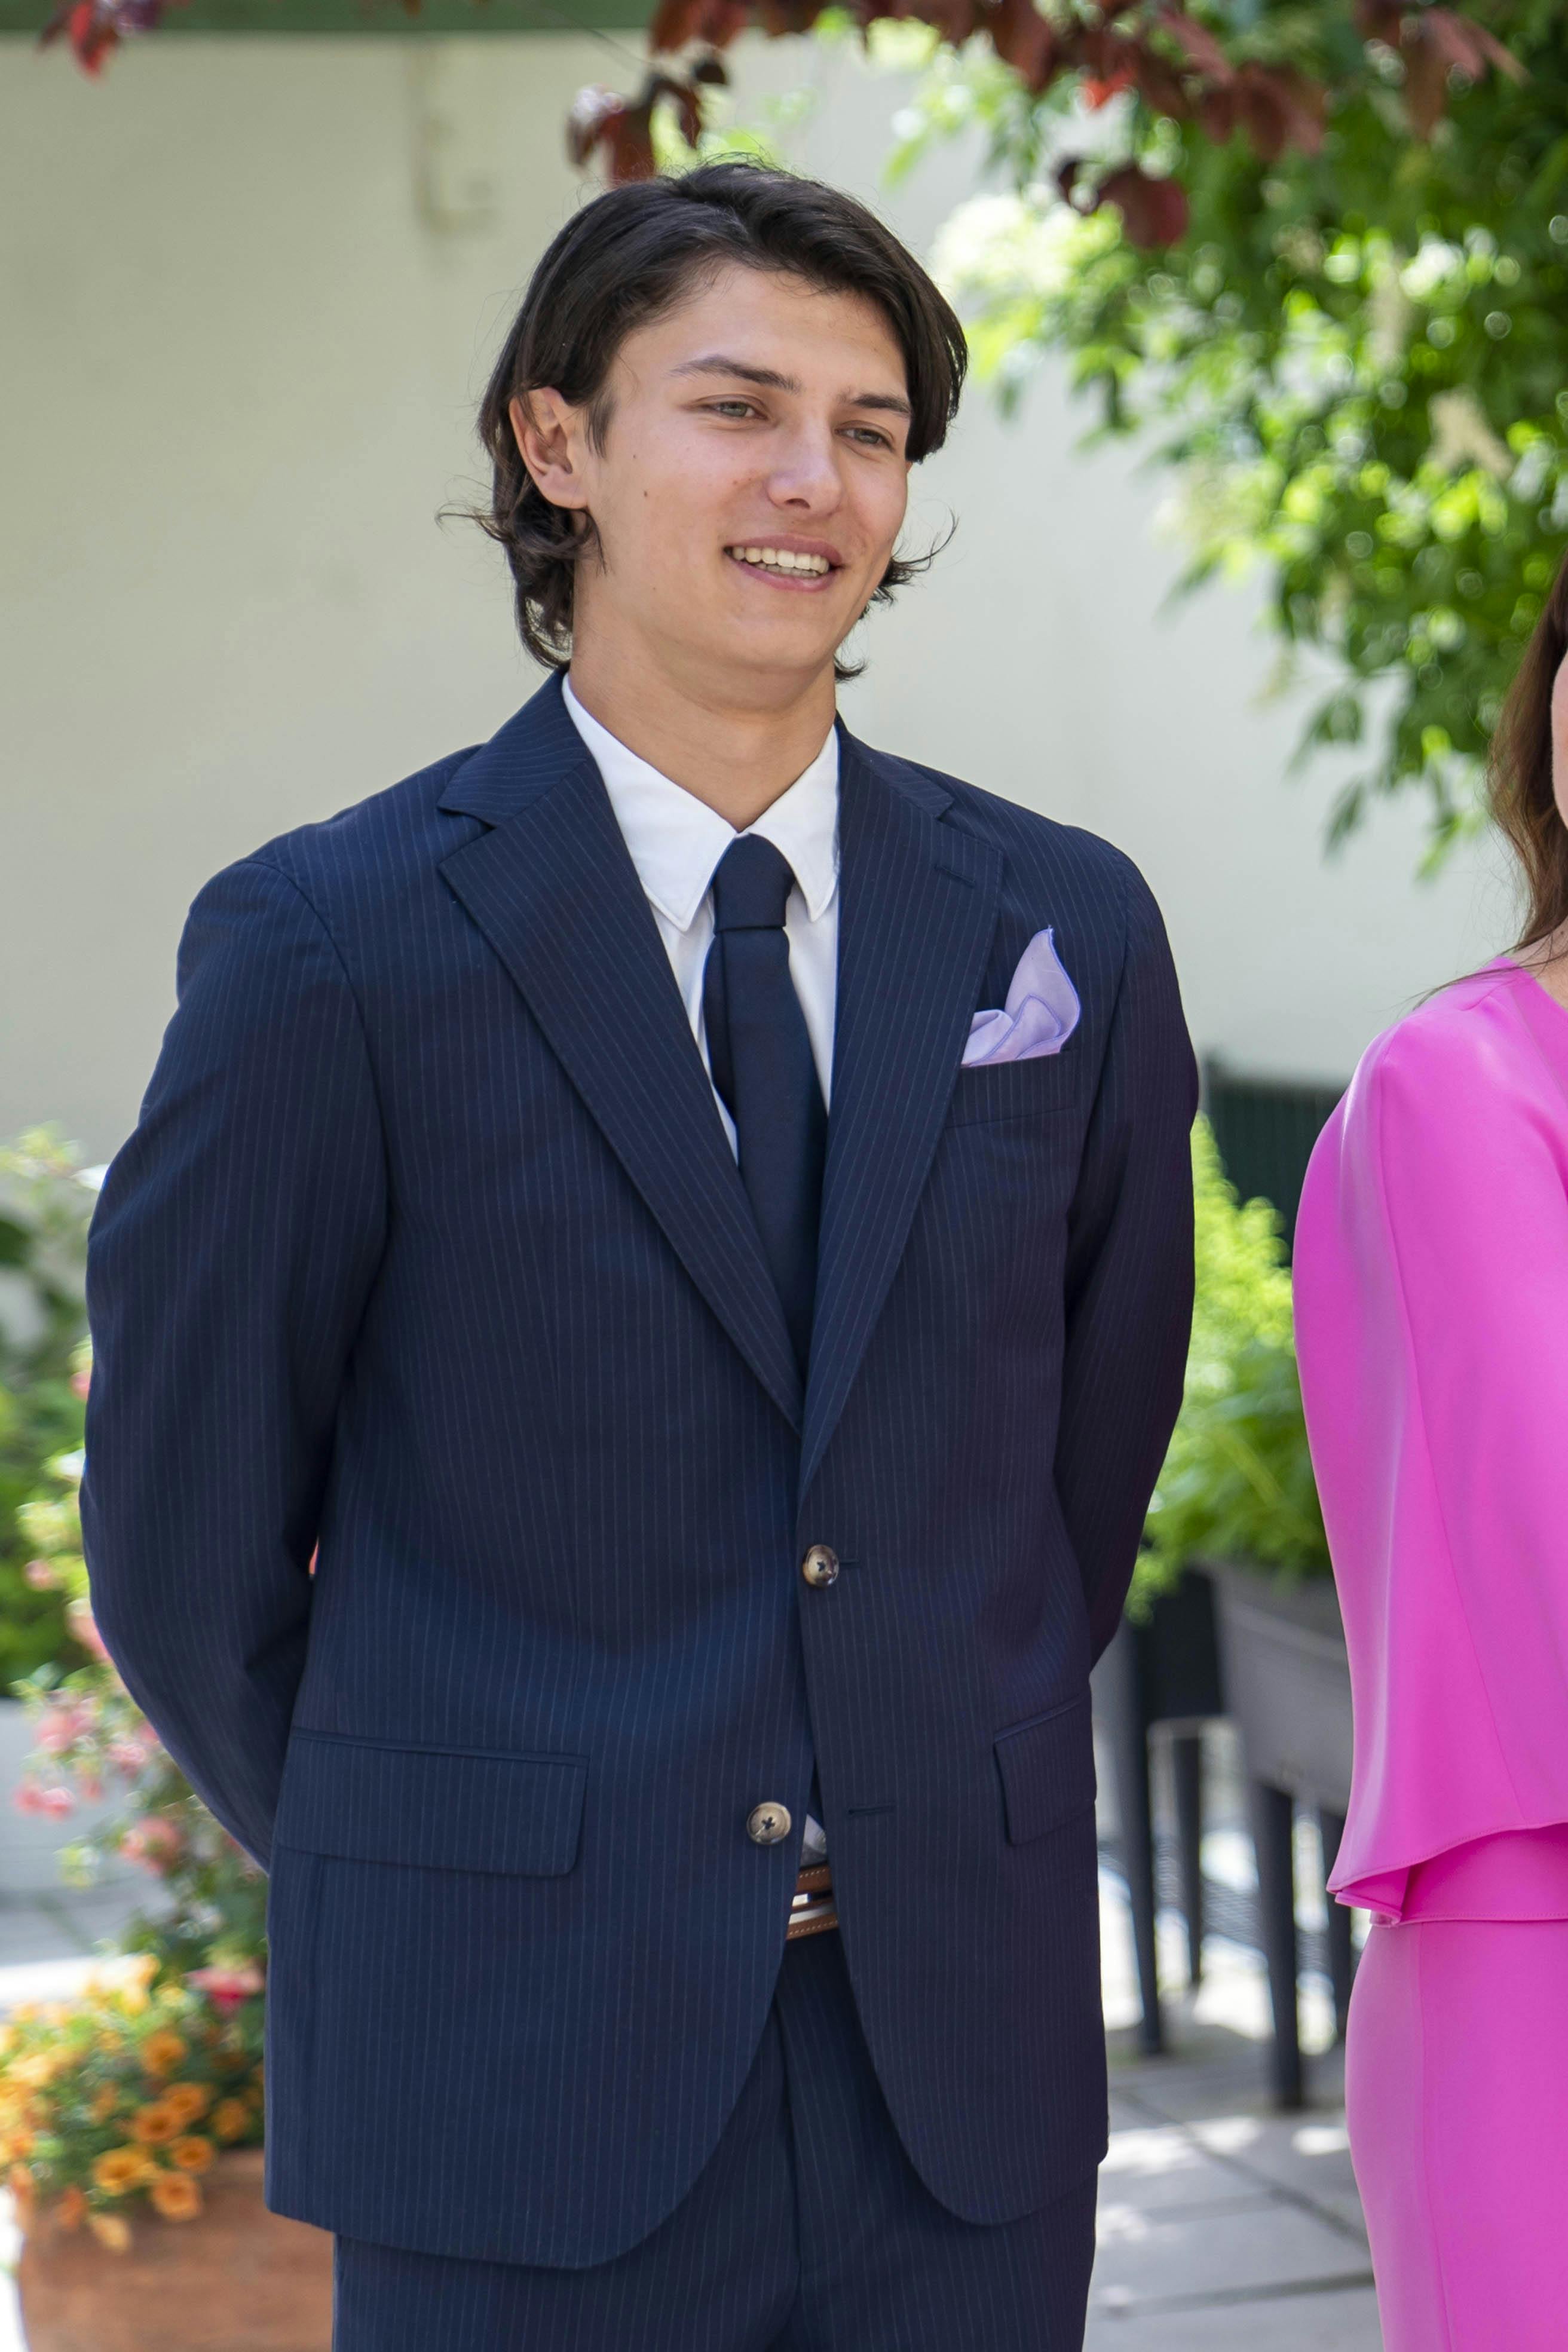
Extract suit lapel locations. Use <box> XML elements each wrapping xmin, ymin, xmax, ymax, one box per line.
<box><xmin>437</xmin><ymin>678</ymin><xmax>803</xmax><ymax>1431</ymax></box>
<box><xmin>800</xmin><ymin>730</ymin><xmax>1003</xmax><ymax>1494</ymax></box>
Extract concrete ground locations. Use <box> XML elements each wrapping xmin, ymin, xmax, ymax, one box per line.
<box><xmin>0</xmin><ymin>1704</ymin><xmax>1383</xmax><ymax>2349</ymax></box>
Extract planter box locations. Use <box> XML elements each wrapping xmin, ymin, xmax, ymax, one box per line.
<box><xmin>17</xmin><ymin>2150</ymin><xmax>332</xmax><ymax>2351</ymax></box>
<box><xmin>1206</xmin><ymin>1564</ymin><xmax>1352</xmax><ymax>1814</ymax></box>
<box><xmin>1203</xmin><ymin>1561</ymin><xmax>1354</xmax><ymax>2108</ymax></box>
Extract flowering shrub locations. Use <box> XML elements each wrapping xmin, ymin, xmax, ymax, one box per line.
<box><xmin>0</xmin><ymin>1960</ymin><xmax>264</xmax><ymax>2246</ymax></box>
<box><xmin>1134</xmin><ymin>1116</ymin><xmax>1328</xmax><ymax>1610</ymax></box>
<box><xmin>16</xmin><ymin>1419</ymin><xmax>267</xmax><ymax>1989</ymax></box>
<box><xmin>0</xmin><ymin>1129</ymin><xmax>97</xmax><ymax>1685</ymax></box>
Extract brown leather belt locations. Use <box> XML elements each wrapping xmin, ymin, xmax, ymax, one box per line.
<box><xmin>787</xmin><ymin>1861</ymin><xmax>838</xmax><ymax>1941</ymax></box>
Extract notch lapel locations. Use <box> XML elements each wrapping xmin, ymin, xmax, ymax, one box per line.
<box><xmin>437</xmin><ymin>680</ymin><xmax>803</xmax><ymax>1431</ymax></box>
<box><xmin>800</xmin><ymin>731</ymin><xmax>1002</xmax><ymax>1495</ymax></box>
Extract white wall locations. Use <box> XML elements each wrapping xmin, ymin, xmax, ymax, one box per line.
<box><xmin>1</xmin><ymin>30</ymin><xmax>1508</xmax><ymax>1159</ymax></box>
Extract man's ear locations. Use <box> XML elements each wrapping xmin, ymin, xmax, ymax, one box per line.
<box><xmin>510</xmin><ymin>389</ymin><xmax>592</xmax><ymax>513</ymax></box>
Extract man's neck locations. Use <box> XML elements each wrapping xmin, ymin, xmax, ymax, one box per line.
<box><xmin>565</xmin><ymin>642</ymin><xmax>838</xmax><ymax>832</ymax></box>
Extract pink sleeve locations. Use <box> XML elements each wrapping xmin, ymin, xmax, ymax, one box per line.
<box><xmin>1293</xmin><ymin>992</ymin><xmax>1568</xmax><ymax>1915</ymax></box>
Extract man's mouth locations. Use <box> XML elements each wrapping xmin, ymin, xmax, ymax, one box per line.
<box><xmin>724</xmin><ymin>544</ymin><xmax>837</xmax><ymax>580</ymax></box>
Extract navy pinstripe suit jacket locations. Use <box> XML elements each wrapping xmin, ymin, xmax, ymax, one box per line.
<box><xmin>82</xmin><ymin>673</ymin><xmax>1196</xmax><ymax>2270</ymax></box>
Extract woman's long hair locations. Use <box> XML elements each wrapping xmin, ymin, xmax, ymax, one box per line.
<box><xmin>1488</xmin><ymin>550</ymin><xmax>1568</xmax><ymax>954</ymax></box>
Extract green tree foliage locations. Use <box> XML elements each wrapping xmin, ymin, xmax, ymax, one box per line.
<box><xmin>887</xmin><ymin>1</ymin><xmax>1560</xmax><ymax>857</ymax></box>
<box><xmin>1135</xmin><ymin>1118</ymin><xmax>1327</xmax><ymax>1610</ymax></box>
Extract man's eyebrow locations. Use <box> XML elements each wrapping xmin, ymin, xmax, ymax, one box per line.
<box><xmin>670</xmin><ymin>355</ymin><xmax>912</xmax><ymax>417</ymax></box>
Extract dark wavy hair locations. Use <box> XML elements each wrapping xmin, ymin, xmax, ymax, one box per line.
<box><xmin>1488</xmin><ymin>544</ymin><xmax>1568</xmax><ymax>954</ymax></box>
<box><xmin>471</xmin><ymin>163</ymin><xmax>967</xmax><ymax>675</ymax></box>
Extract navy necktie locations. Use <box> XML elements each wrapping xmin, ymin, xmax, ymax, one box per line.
<box><xmin>702</xmin><ymin>836</ymin><xmax>828</xmax><ymax>1376</ymax></box>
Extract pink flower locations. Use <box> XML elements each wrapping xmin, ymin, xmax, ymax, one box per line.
<box><xmin>66</xmin><ymin>1600</ymin><xmax>110</xmax><ymax>1662</ymax></box>
<box><xmin>120</xmin><ymin>1817</ymin><xmax>182</xmax><ymax>1875</ymax></box>
<box><xmin>35</xmin><ymin>1706</ymin><xmax>86</xmax><ymax>1756</ymax></box>
<box><xmin>188</xmin><ymin>1963</ymin><xmax>265</xmax><ymax>2011</ymax></box>
<box><xmin>19</xmin><ymin>1781</ymin><xmax>76</xmax><ymax>1818</ymax></box>
<box><xmin>78</xmin><ymin>1776</ymin><xmax>103</xmax><ymax>1804</ymax></box>
<box><xmin>71</xmin><ymin>1367</ymin><xmax>91</xmax><ymax>1399</ymax></box>
<box><xmin>23</xmin><ymin>1560</ymin><xmax>58</xmax><ymax>1591</ymax></box>
<box><xmin>108</xmin><ymin>1735</ymin><xmax>151</xmax><ymax>1774</ymax></box>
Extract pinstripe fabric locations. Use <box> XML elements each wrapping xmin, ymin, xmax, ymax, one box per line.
<box><xmin>81</xmin><ymin>671</ymin><xmax>1196</xmax><ymax>2272</ymax></box>
<box><xmin>332</xmin><ymin>1930</ymin><xmax>1097</xmax><ymax>2351</ymax></box>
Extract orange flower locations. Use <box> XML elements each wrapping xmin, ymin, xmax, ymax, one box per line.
<box><xmin>140</xmin><ymin>2030</ymin><xmax>187</xmax><ymax>2078</ymax></box>
<box><xmin>161</xmin><ymin>2083</ymin><xmax>210</xmax><ymax>2127</ymax></box>
<box><xmin>149</xmin><ymin>2170</ymin><xmax>203</xmax><ymax>2222</ymax></box>
<box><xmin>55</xmin><ymin>2185</ymin><xmax>87</xmax><ymax>2233</ymax></box>
<box><xmin>90</xmin><ymin>2085</ymin><xmax>121</xmax><ymax>2124</ymax></box>
<box><xmin>88</xmin><ymin>2212</ymin><xmax>131</xmax><ymax>2253</ymax></box>
<box><xmin>130</xmin><ymin>2102</ymin><xmax>180</xmax><ymax>2146</ymax></box>
<box><xmin>8</xmin><ymin>2164</ymin><xmax>35</xmax><ymax>2217</ymax></box>
<box><xmin>92</xmin><ymin>2146</ymin><xmax>147</xmax><ymax>2195</ymax></box>
<box><xmin>169</xmin><ymin>2135</ymin><xmax>215</xmax><ymax>2175</ymax></box>
<box><xmin>210</xmin><ymin>2098</ymin><xmax>250</xmax><ymax>2143</ymax></box>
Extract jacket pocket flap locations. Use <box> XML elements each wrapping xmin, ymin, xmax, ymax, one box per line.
<box><xmin>994</xmin><ymin>1692</ymin><xmax>1096</xmax><ymax>1846</ymax></box>
<box><xmin>275</xmin><ymin>1732</ymin><xmax>587</xmax><ymax>1876</ymax></box>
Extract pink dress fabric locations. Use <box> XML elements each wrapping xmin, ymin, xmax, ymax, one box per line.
<box><xmin>1294</xmin><ymin>956</ymin><xmax>1568</xmax><ymax>2348</ymax></box>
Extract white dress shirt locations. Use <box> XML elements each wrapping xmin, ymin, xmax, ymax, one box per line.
<box><xmin>563</xmin><ymin>675</ymin><xmax>837</xmax><ymax>1869</ymax></box>
<box><xmin>562</xmin><ymin>675</ymin><xmax>839</xmax><ymax>1157</ymax></box>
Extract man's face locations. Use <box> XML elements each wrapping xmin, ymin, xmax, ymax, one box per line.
<box><xmin>517</xmin><ymin>263</ymin><xmax>915</xmax><ymax>701</ymax></box>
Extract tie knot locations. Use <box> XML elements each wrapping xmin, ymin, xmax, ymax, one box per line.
<box><xmin>709</xmin><ymin>835</ymin><xmax>796</xmax><ymax>934</ymax></box>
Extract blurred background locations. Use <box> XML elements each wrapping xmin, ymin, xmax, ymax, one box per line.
<box><xmin>2</xmin><ymin>2</ymin><xmax>1554</xmax><ymax>2341</ymax></box>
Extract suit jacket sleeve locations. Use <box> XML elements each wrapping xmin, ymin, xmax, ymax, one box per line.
<box><xmin>81</xmin><ymin>856</ymin><xmax>388</xmax><ymax>1868</ymax></box>
<box><xmin>1055</xmin><ymin>862</ymin><xmax>1197</xmax><ymax>1664</ymax></box>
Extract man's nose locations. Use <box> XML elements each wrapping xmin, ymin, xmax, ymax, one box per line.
<box><xmin>766</xmin><ymin>424</ymin><xmax>844</xmax><ymax>509</ymax></box>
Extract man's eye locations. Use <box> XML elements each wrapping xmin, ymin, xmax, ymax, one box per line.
<box><xmin>707</xmin><ymin>399</ymin><xmax>760</xmax><ymax>419</ymax></box>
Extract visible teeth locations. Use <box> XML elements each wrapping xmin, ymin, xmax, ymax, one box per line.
<box><xmin>733</xmin><ymin>546</ymin><xmax>831</xmax><ymax>575</ymax></box>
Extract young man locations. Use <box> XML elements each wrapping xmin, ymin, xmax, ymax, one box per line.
<box><xmin>82</xmin><ymin>166</ymin><xmax>1197</xmax><ymax>2350</ymax></box>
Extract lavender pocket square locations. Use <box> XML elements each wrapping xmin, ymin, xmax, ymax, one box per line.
<box><xmin>962</xmin><ymin>929</ymin><xmax>1081</xmax><ymax>1067</ymax></box>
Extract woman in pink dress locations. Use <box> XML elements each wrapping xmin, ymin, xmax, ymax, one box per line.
<box><xmin>1293</xmin><ymin>570</ymin><xmax>1568</xmax><ymax>2348</ymax></box>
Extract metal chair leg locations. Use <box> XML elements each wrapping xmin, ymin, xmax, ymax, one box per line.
<box><xmin>1249</xmin><ymin>1778</ymin><xmax>1302</xmax><ymax>2109</ymax></box>
<box><xmin>1318</xmin><ymin>1805</ymin><xmax>1355</xmax><ymax>2042</ymax></box>
<box><xmin>1170</xmin><ymin>1731</ymin><xmax>1205</xmax><ymax>1987</ymax></box>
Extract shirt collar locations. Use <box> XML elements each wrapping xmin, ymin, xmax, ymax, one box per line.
<box><xmin>563</xmin><ymin>675</ymin><xmax>839</xmax><ymax>934</ymax></box>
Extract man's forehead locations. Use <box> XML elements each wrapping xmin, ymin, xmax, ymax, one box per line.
<box><xmin>627</xmin><ymin>267</ymin><xmax>908</xmax><ymax>389</ymax></box>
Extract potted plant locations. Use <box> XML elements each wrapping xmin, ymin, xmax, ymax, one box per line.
<box><xmin>2</xmin><ymin>1344</ymin><xmax>332</xmax><ymax>2348</ymax></box>
<box><xmin>1137</xmin><ymin>1119</ymin><xmax>1350</xmax><ymax>2102</ymax></box>
<box><xmin>1140</xmin><ymin>1119</ymin><xmax>1345</xmax><ymax>1801</ymax></box>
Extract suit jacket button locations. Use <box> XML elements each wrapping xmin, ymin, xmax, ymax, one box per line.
<box><xmin>747</xmin><ymin>1802</ymin><xmax>793</xmax><ymax>1846</ymax></box>
<box><xmin>801</xmin><ymin>1545</ymin><xmax>840</xmax><ymax>1588</ymax></box>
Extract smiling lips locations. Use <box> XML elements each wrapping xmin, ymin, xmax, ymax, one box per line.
<box><xmin>725</xmin><ymin>543</ymin><xmax>837</xmax><ymax>585</ymax></box>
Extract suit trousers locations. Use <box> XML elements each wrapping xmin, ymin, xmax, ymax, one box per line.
<box><xmin>332</xmin><ymin>1928</ymin><xmax>1098</xmax><ymax>2351</ymax></box>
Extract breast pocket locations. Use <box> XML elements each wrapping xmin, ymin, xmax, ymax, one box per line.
<box><xmin>947</xmin><ymin>1052</ymin><xmax>1082</xmax><ymax>1128</ymax></box>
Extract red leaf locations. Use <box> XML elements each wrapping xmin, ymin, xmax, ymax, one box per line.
<box><xmin>1353</xmin><ymin>0</ymin><xmax>1403</xmax><ymax>41</ymax></box>
<box><xmin>566</xmin><ymin>84</ymin><xmax>624</xmax><ymax>167</ymax></box>
<box><xmin>1083</xmin><ymin>64</ymin><xmax>1136</xmax><ymax>108</ymax></box>
<box><xmin>1233</xmin><ymin>61</ymin><xmax>1326</xmax><ymax>160</ymax></box>
<box><xmin>986</xmin><ymin>0</ymin><xmax>1058</xmax><ymax>92</ymax></box>
<box><xmin>1196</xmin><ymin>84</ymin><xmax>1236</xmax><ymax>140</ymax></box>
<box><xmin>1156</xmin><ymin>7</ymin><xmax>1232</xmax><ymax>83</ymax></box>
<box><xmin>756</xmin><ymin>0</ymin><xmax>826</xmax><ymax>29</ymax></box>
<box><xmin>1134</xmin><ymin>47</ymin><xmax>1193</xmax><ymax>120</ymax></box>
<box><xmin>604</xmin><ymin>101</ymin><xmax>659</xmax><ymax>182</ymax></box>
<box><xmin>1422</xmin><ymin>6</ymin><xmax>1526</xmax><ymax>81</ymax></box>
<box><xmin>1098</xmin><ymin>164</ymin><xmax>1189</xmax><ymax>246</ymax></box>
<box><xmin>1399</xmin><ymin>23</ymin><xmax>1450</xmax><ymax>134</ymax></box>
<box><xmin>917</xmin><ymin>0</ymin><xmax>981</xmax><ymax>42</ymax></box>
<box><xmin>648</xmin><ymin>0</ymin><xmax>702</xmax><ymax>50</ymax></box>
